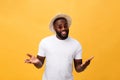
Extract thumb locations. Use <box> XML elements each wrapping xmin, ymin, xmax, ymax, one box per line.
<box><xmin>89</xmin><ymin>56</ymin><xmax>94</xmax><ymax>61</ymax></box>
<box><xmin>27</xmin><ymin>53</ymin><xmax>33</xmax><ymax>58</ymax></box>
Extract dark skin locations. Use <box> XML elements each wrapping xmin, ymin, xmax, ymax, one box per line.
<box><xmin>53</xmin><ymin>18</ymin><xmax>69</xmax><ymax>40</ymax></box>
<box><xmin>25</xmin><ymin>54</ymin><xmax>45</xmax><ymax>68</ymax></box>
<box><xmin>25</xmin><ymin>18</ymin><xmax>94</xmax><ymax>72</ymax></box>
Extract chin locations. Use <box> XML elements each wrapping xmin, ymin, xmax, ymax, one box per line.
<box><xmin>61</xmin><ymin>36</ymin><xmax>68</xmax><ymax>40</ymax></box>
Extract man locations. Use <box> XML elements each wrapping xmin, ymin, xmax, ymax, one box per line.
<box><xmin>25</xmin><ymin>14</ymin><xmax>94</xmax><ymax>80</ymax></box>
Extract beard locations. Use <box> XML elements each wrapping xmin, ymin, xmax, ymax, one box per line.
<box><xmin>56</xmin><ymin>30</ymin><xmax>69</xmax><ymax>40</ymax></box>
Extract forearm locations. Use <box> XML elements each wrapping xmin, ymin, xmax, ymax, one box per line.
<box><xmin>76</xmin><ymin>64</ymin><xmax>87</xmax><ymax>72</ymax></box>
<box><xmin>33</xmin><ymin>60</ymin><xmax>43</xmax><ymax>69</ymax></box>
<box><xmin>76</xmin><ymin>61</ymin><xmax>90</xmax><ymax>72</ymax></box>
<box><xmin>75</xmin><ymin>56</ymin><xmax>93</xmax><ymax>73</ymax></box>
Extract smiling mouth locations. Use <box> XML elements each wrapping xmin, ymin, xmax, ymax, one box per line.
<box><xmin>61</xmin><ymin>31</ymin><xmax>67</xmax><ymax>35</ymax></box>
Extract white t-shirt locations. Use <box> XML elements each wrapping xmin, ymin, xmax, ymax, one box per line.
<box><xmin>38</xmin><ymin>35</ymin><xmax>82</xmax><ymax>80</ymax></box>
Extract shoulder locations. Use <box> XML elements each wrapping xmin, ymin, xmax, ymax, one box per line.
<box><xmin>69</xmin><ymin>37</ymin><xmax>82</xmax><ymax>48</ymax></box>
<box><xmin>39</xmin><ymin>35</ymin><xmax>55</xmax><ymax>44</ymax></box>
<box><xmin>69</xmin><ymin>37</ymin><xmax>81</xmax><ymax>44</ymax></box>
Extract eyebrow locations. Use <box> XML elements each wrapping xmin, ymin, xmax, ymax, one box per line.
<box><xmin>56</xmin><ymin>22</ymin><xmax>68</xmax><ymax>26</ymax></box>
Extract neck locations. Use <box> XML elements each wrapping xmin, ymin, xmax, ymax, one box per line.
<box><xmin>56</xmin><ymin>35</ymin><xmax>67</xmax><ymax>40</ymax></box>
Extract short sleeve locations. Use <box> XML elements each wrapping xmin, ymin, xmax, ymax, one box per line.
<box><xmin>37</xmin><ymin>40</ymin><xmax>46</xmax><ymax>57</ymax></box>
<box><xmin>74</xmin><ymin>42</ymin><xmax>82</xmax><ymax>59</ymax></box>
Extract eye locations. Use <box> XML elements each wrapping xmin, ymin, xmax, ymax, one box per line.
<box><xmin>58</xmin><ymin>25</ymin><xmax>62</xmax><ymax>29</ymax></box>
<box><xmin>64</xmin><ymin>23</ymin><xmax>68</xmax><ymax>28</ymax></box>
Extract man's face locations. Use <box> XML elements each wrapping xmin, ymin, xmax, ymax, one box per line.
<box><xmin>53</xmin><ymin>18</ymin><xmax>69</xmax><ymax>40</ymax></box>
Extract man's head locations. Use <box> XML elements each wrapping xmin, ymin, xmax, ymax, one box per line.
<box><xmin>49</xmin><ymin>14</ymin><xmax>72</xmax><ymax>40</ymax></box>
<box><xmin>53</xmin><ymin>17</ymin><xmax>69</xmax><ymax>40</ymax></box>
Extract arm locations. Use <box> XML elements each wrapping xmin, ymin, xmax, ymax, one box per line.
<box><xmin>25</xmin><ymin>54</ymin><xmax>45</xmax><ymax>69</ymax></box>
<box><xmin>74</xmin><ymin>56</ymin><xmax>94</xmax><ymax>72</ymax></box>
<box><xmin>35</xmin><ymin>55</ymin><xmax>45</xmax><ymax>68</ymax></box>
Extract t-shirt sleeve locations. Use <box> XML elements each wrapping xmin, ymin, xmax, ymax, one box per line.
<box><xmin>37</xmin><ymin>40</ymin><xmax>46</xmax><ymax>57</ymax></box>
<box><xmin>74</xmin><ymin>42</ymin><xmax>82</xmax><ymax>59</ymax></box>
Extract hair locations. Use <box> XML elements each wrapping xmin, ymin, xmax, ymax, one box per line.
<box><xmin>53</xmin><ymin>17</ymin><xmax>67</xmax><ymax>25</ymax></box>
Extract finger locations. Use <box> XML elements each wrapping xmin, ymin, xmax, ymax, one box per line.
<box><xmin>25</xmin><ymin>59</ymin><xmax>31</xmax><ymax>63</ymax></box>
<box><xmin>25</xmin><ymin>59</ymin><xmax>29</xmax><ymax>63</ymax></box>
<box><xmin>89</xmin><ymin>56</ymin><xmax>94</xmax><ymax>61</ymax></box>
<box><xmin>27</xmin><ymin>53</ymin><xmax>33</xmax><ymax>58</ymax></box>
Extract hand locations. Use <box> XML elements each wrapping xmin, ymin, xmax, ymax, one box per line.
<box><xmin>25</xmin><ymin>53</ymin><xmax>40</xmax><ymax>64</ymax></box>
<box><xmin>84</xmin><ymin>56</ymin><xmax>94</xmax><ymax>66</ymax></box>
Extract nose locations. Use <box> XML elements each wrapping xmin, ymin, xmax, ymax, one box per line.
<box><xmin>62</xmin><ymin>27</ymin><xmax>65</xmax><ymax>30</ymax></box>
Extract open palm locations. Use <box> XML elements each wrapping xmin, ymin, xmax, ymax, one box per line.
<box><xmin>25</xmin><ymin>54</ymin><xmax>40</xmax><ymax>64</ymax></box>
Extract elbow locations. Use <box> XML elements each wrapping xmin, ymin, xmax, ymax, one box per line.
<box><xmin>34</xmin><ymin>63</ymin><xmax>43</xmax><ymax>69</ymax></box>
<box><xmin>75</xmin><ymin>68</ymin><xmax>84</xmax><ymax>73</ymax></box>
<box><xmin>36</xmin><ymin>66</ymin><xmax>41</xmax><ymax>69</ymax></box>
<box><xmin>35</xmin><ymin>65</ymin><xmax>42</xmax><ymax>69</ymax></box>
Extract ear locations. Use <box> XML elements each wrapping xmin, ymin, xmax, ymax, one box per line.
<box><xmin>53</xmin><ymin>25</ymin><xmax>57</xmax><ymax>31</ymax></box>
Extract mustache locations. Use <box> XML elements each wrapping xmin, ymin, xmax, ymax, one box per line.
<box><xmin>61</xmin><ymin>30</ymin><xmax>68</xmax><ymax>32</ymax></box>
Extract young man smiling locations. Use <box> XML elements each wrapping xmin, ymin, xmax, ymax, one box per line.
<box><xmin>25</xmin><ymin>14</ymin><xmax>94</xmax><ymax>80</ymax></box>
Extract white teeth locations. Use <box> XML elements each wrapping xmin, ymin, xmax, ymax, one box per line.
<box><xmin>62</xmin><ymin>31</ymin><xmax>66</xmax><ymax>35</ymax></box>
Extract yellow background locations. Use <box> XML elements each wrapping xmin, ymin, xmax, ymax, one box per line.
<box><xmin>0</xmin><ymin>0</ymin><xmax>120</xmax><ymax>80</ymax></box>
